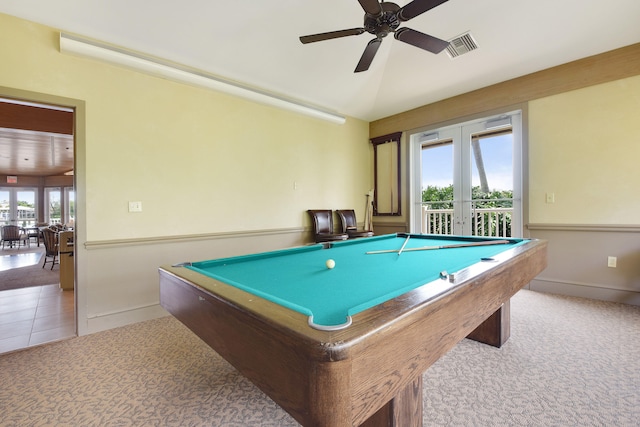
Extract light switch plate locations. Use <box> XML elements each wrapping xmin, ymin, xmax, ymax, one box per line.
<box><xmin>128</xmin><ymin>201</ymin><xmax>142</xmax><ymax>212</ymax></box>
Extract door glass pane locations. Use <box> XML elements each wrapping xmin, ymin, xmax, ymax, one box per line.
<box><xmin>0</xmin><ymin>190</ymin><xmax>9</xmax><ymax>225</ymax></box>
<box><xmin>16</xmin><ymin>190</ymin><xmax>36</xmax><ymax>227</ymax></box>
<box><xmin>66</xmin><ymin>188</ymin><xmax>75</xmax><ymax>227</ymax></box>
<box><xmin>470</xmin><ymin>131</ymin><xmax>514</xmax><ymax>237</ymax></box>
<box><xmin>46</xmin><ymin>188</ymin><xmax>62</xmax><ymax>224</ymax></box>
<box><xmin>421</xmin><ymin>141</ymin><xmax>454</xmax><ymax>234</ymax></box>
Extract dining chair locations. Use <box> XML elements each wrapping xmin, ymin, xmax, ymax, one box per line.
<box><xmin>41</xmin><ymin>227</ymin><xmax>60</xmax><ymax>269</ymax></box>
<box><xmin>1</xmin><ymin>225</ymin><xmax>30</xmax><ymax>249</ymax></box>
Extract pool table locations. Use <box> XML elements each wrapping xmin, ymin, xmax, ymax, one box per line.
<box><xmin>159</xmin><ymin>233</ymin><xmax>547</xmax><ymax>427</ymax></box>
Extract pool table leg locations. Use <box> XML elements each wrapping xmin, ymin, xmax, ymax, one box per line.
<box><xmin>466</xmin><ymin>300</ymin><xmax>511</xmax><ymax>348</ymax></box>
<box><xmin>360</xmin><ymin>376</ymin><xmax>423</xmax><ymax>427</ymax></box>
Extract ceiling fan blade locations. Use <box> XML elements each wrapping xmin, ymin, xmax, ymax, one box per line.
<box><xmin>355</xmin><ymin>38</ymin><xmax>382</xmax><ymax>73</ymax></box>
<box><xmin>394</xmin><ymin>27</ymin><xmax>449</xmax><ymax>53</ymax></box>
<box><xmin>300</xmin><ymin>28</ymin><xmax>366</xmax><ymax>44</ymax></box>
<box><xmin>358</xmin><ymin>0</ymin><xmax>383</xmax><ymax>16</ymax></box>
<box><xmin>397</xmin><ymin>0</ymin><xmax>449</xmax><ymax>21</ymax></box>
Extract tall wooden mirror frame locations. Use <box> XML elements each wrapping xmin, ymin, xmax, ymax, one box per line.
<box><xmin>371</xmin><ymin>132</ymin><xmax>402</xmax><ymax>216</ymax></box>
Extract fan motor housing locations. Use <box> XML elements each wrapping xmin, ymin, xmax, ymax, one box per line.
<box><xmin>364</xmin><ymin>2</ymin><xmax>401</xmax><ymax>37</ymax></box>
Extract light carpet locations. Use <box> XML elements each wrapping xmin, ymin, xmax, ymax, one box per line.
<box><xmin>0</xmin><ymin>290</ymin><xmax>638</xmax><ymax>426</ymax></box>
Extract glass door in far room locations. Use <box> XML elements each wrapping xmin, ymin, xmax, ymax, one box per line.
<box><xmin>0</xmin><ymin>187</ymin><xmax>37</xmax><ymax>227</ymax></box>
<box><xmin>409</xmin><ymin>112</ymin><xmax>523</xmax><ymax>238</ymax></box>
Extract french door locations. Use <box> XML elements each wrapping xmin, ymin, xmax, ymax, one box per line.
<box><xmin>409</xmin><ymin>112</ymin><xmax>523</xmax><ymax>237</ymax></box>
<box><xmin>0</xmin><ymin>187</ymin><xmax>37</xmax><ymax>227</ymax></box>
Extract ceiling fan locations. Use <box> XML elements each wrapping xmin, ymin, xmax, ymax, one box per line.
<box><xmin>299</xmin><ymin>0</ymin><xmax>451</xmax><ymax>73</ymax></box>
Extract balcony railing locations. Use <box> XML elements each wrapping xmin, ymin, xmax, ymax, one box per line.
<box><xmin>421</xmin><ymin>202</ymin><xmax>513</xmax><ymax>237</ymax></box>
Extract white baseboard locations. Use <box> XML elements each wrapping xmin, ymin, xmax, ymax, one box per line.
<box><xmin>529</xmin><ymin>278</ymin><xmax>640</xmax><ymax>306</ymax></box>
<box><xmin>86</xmin><ymin>304</ymin><xmax>169</xmax><ymax>334</ymax></box>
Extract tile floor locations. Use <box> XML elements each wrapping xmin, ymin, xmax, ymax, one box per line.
<box><xmin>0</xmin><ymin>285</ymin><xmax>75</xmax><ymax>354</ymax></box>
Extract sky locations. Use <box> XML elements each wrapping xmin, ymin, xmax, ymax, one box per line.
<box><xmin>421</xmin><ymin>133</ymin><xmax>513</xmax><ymax>192</ymax></box>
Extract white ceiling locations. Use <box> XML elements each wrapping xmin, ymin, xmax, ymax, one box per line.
<box><xmin>1</xmin><ymin>0</ymin><xmax>639</xmax><ymax>122</ymax></box>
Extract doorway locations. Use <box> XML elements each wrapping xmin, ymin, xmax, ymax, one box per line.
<box><xmin>409</xmin><ymin>112</ymin><xmax>523</xmax><ymax>237</ymax></box>
<box><xmin>0</xmin><ymin>96</ymin><xmax>77</xmax><ymax>353</ymax></box>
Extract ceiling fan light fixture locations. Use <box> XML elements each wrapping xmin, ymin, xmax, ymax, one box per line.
<box><xmin>300</xmin><ymin>0</ymin><xmax>451</xmax><ymax>73</ymax></box>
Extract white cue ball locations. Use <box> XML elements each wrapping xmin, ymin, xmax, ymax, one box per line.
<box><xmin>326</xmin><ymin>259</ymin><xmax>336</xmax><ymax>269</ymax></box>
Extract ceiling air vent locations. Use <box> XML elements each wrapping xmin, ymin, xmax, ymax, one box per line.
<box><xmin>446</xmin><ymin>32</ymin><xmax>478</xmax><ymax>59</ymax></box>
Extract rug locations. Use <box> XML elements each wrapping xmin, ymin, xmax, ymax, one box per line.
<box><xmin>0</xmin><ymin>247</ymin><xmax>59</xmax><ymax>291</ymax></box>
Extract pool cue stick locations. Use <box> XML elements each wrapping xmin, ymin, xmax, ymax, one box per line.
<box><xmin>397</xmin><ymin>235</ymin><xmax>410</xmax><ymax>256</ymax></box>
<box><xmin>366</xmin><ymin>239</ymin><xmax>511</xmax><ymax>255</ymax></box>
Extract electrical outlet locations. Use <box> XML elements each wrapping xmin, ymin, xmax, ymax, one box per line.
<box><xmin>607</xmin><ymin>256</ymin><xmax>617</xmax><ymax>268</ymax></box>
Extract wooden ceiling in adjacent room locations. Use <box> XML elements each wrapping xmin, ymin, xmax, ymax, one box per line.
<box><xmin>0</xmin><ymin>100</ymin><xmax>74</xmax><ymax>177</ymax></box>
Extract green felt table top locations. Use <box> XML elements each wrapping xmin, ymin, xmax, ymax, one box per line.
<box><xmin>187</xmin><ymin>234</ymin><xmax>526</xmax><ymax>328</ymax></box>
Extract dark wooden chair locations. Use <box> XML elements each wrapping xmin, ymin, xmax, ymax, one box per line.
<box><xmin>336</xmin><ymin>209</ymin><xmax>374</xmax><ymax>238</ymax></box>
<box><xmin>1</xmin><ymin>225</ymin><xmax>30</xmax><ymax>249</ymax></box>
<box><xmin>23</xmin><ymin>226</ymin><xmax>41</xmax><ymax>245</ymax></box>
<box><xmin>32</xmin><ymin>223</ymin><xmax>50</xmax><ymax>246</ymax></box>
<box><xmin>51</xmin><ymin>223</ymin><xmax>66</xmax><ymax>231</ymax></box>
<box><xmin>41</xmin><ymin>227</ymin><xmax>59</xmax><ymax>269</ymax></box>
<box><xmin>307</xmin><ymin>210</ymin><xmax>348</xmax><ymax>243</ymax></box>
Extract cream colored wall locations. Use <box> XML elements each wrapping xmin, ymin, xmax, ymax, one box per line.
<box><xmin>82</xmin><ymin>76</ymin><xmax>370</xmax><ymax>240</ymax></box>
<box><xmin>1</xmin><ymin>13</ymin><xmax>371</xmax><ymax>334</ymax></box>
<box><xmin>529</xmin><ymin>75</ymin><xmax>640</xmax><ymax>224</ymax></box>
<box><xmin>528</xmin><ymin>75</ymin><xmax>640</xmax><ymax>304</ymax></box>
